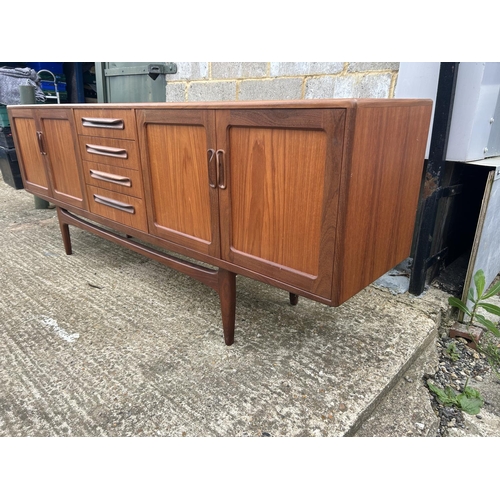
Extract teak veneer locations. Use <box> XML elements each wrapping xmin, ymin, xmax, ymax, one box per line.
<box><xmin>8</xmin><ymin>99</ymin><xmax>432</xmax><ymax>345</ymax></box>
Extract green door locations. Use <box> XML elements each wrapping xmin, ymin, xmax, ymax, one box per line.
<box><xmin>95</xmin><ymin>62</ymin><xmax>177</xmax><ymax>103</ymax></box>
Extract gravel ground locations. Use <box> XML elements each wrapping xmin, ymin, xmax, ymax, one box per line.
<box><xmin>426</xmin><ymin>334</ymin><xmax>496</xmax><ymax>436</ymax></box>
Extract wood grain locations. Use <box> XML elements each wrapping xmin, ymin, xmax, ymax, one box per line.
<box><xmin>137</xmin><ymin>109</ymin><xmax>220</xmax><ymax>257</ymax></box>
<box><xmin>79</xmin><ymin>135</ymin><xmax>140</xmax><ymax>170</ymax></box>
<box><xmin>83</xmin><ymin>160</ymin><xmax>144</xmax><ymax>198</ymax></box>
<box><xmin>86</xmin><ymin>185</ymin><xmax>148</xmax><ymax>232</ymax></box>
<box><xmin>40</xmin><ymin>110</ymin><xmax>86</xmax><ymax>208</ymax></box>
<box><xmin>229</xmin><ymin>126</ymin><xmax>326</xmax><ymax>275</ymax></box>
<box><xmin>217</xmin><ymin>108</ymin><xmax>346</xmax><ymax>299</ymax></box>
<box><xmin>73</xmin><ymin>108</ymin><xmax>137</xmax><ymax>140</ymax></box>
<box><xmin>334</xmin><ymin>101</ymin><xmax>432</xmax><ymax>304</ymax></box>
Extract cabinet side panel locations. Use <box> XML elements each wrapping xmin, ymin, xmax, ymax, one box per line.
<box><xmin>11</xmin><ymin>117</ymin><xmax>50</xmax><ymax>191</ymax></box>
<box><xmin>337</xmin><ymin>103</ymin><xmax>432</xmax><ymax>304</ymax></box>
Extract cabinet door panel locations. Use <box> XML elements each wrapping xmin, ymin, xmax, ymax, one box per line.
<box><xmin>137</xmin><ymin>109</ymin><xmax>219</xmax><ymax>257</ymax></box>
<box><xmin>217</xmin><ymin>109</ymin><xmax>346</xmax><ymax>299</ymax></box>
<box><xmin>9</xmin><ymin>111</ymin><xmax>51</xmax><ymax>197</ymax></box>
<box><xmin>39</xmin><ymin>109</ymin><xmax>86</xmax><ymax>208</ymax></box>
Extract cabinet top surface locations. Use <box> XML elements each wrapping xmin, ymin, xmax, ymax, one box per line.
<box><xmin>8</xmin><ymin>98</ymin><xmax>433</xmax><ymax>110</ymax></box>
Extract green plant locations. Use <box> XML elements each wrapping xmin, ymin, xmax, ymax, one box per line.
<box><xmin>448</xmin><ymin>269</ymin><xmax>500</xmax><ymax>378</ymax></box>
<box><xmin>448</xmin><ymin>269</ymin><xmax>500</xmax><ymax>336</ymax></box>
<box><xmin>446</xmin><ymin>341</ymin><xmax>460</xmax><ymax>361</ymax></box>
<box><xmin>481</xmin><ymin>334</ymin><xmax>500</xmax><ymax>379</ymax></box>
<box><xmin>427</xmin><ymin>379</ymin><xmax>483</xmax><ymax>415</ymax></box>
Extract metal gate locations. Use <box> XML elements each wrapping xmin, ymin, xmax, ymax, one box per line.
<box><xmin>95</xmin><ymin>62</ymin><xmax>177</xmax><ymax>103</ymax></box>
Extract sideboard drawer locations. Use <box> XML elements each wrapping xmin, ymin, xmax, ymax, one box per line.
<box><xmin>79</xmin><ymin>136</ymin><xmax>140</xmax><ymax>169</ymax></box>
<box><xmin>83</xmin><ymin>160</ymin><xmax>144</xmax><ymax>198</ymax></box>
<box><xmin>86</xmin><ymin>185</ymin><xmax>148</xmax><ymax>232</ymax></box>
<box><xmin>73</xmin><ymin>109</ymin><xmax>137</xmax><ymax>140</ymax></box>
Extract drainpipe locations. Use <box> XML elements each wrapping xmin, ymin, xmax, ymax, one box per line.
<box><xmin>409</xmin><ymin>62</ymin><xmax>459</xmax><ymax>295</ymax></box>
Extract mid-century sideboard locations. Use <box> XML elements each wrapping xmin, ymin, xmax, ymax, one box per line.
<box><xmin>8</xmin><ymin>99</ymin><xmax>432</xmax><ymax>344</ymax></box>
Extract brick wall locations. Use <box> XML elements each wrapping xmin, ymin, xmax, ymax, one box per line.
<box><xmin>165</xmin><ymin>62</ymin><xmax>400</xmax><ymax>102</ymax></box>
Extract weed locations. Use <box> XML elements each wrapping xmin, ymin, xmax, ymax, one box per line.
<box><xmin>448</xmin><ymin>269</ymin><xmax>500</xmax><ymax>378</ymax></box>
<box><xmin>446</xmin><ymin>342</ymin><xmax>460</xmax><ymax>361</ymax></box>
<box><xmin>427</xmin><ymin>379</ymin><xmax>483</xmax><ymax>415</ymax></box>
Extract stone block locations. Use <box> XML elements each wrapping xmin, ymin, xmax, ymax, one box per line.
<box><xmin>270</xmin><ymin>62</ymin><xmax>343</xmax><ymax>77</ymax></box>
<box><xmin>332</xmin><ymin>73</ymin><xmax>393</xmax><ymax>98</ymax></box>
<box><xmin>304</xmin><ymin>76</ymin><xmax>335</xmax><ymax>99</ymax></box>
<box><xmin>165</xmin><ymin>83</ymin><xmax>186</xmax><ymax>102</ymax></box>
<box><xmin>211</xmin><ymin>62</ymin><xmax>267</xmax><ymax>79</ymax></box>
<box><xmin>238</xmin><ymin>78</ymin><xmax>303</xmax><ymax>101</ymax></box>
<box><xmin>348</xmin><ymin>62</ymin><xmax>399</xmax><ymax>72</ymax></box>
<box><xmin>166</xmin><ymin>62</ymin><xmax>209</xmax><ymax>81</ymax></box>
<box><xmin>188</xmin><ymin>81</ymin><xmax>237</xmax><ymax>102</ymax></box>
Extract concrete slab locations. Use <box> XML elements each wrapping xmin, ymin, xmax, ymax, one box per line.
<box><xmin>0</xmin><ymin>176</ymin><xmax>450</xmax><ymax>437</ymax></box>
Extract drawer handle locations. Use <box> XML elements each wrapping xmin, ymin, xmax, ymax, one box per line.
<box><xmin>82</xmin><ymin>117</ymin><xmax>125</xmax><ymax>130</ymax></box>
<box><xmin>86</xmin><ymin>144</ymin><xmax>128</xmax><ymax>159</ymax></box>
<box><xmin>93</xmin><ymin>194</ymin><xmax>135</xmax><ymax>214</ymax></box>
<box><xmin>90</xmin><ymin>169</ymin><xmax>132</xmax><ymax>187</ymax></box>
<box><xmin>216</xmin><ymin>149</ymin><xmax>226</xmax><ymax>189</ymax></box>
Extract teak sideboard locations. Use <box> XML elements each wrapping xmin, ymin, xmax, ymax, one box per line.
<box><xmin>8</xmin><ymin>99</ymin><xmax>432</xmax><ymax>345</ymax></box>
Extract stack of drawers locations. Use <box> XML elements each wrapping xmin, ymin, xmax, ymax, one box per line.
<box><xmin>73</xmin><ymin>109</ymin><xmax>148</xmax><ymax>232</ymax></box>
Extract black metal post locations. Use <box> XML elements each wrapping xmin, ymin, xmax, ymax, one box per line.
<box><xmin>409</xmin><ymin>62</ymin><xmax>459</xmax><ymax>295</ymax></box>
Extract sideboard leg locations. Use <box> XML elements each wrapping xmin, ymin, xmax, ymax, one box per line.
<box><xmin>218</xmin><ymin>268</ymin><xmax>236</xmax><ymax>346</ymax></box>
<box><xmin>56</xmin><ymin>207</ymin><xmax>72</xmax><ymax>255</ymax></box>
<box><xmin>289</xmin><ymin>293</ymin><xmax>299</xmax><ymax>306</ymax></box>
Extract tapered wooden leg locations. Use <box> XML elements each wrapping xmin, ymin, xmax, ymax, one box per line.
<box><xmin>218</xmin><ymin>268</ymin><xmax>236</xmax><ymax>346</ymax></box>
<box><xmin>56</xmin><ymin>207</ymin><xmax>72</xmax><ymax>255</ymax></box>
<box><xmin>289</xmin><ymin>292</ymin><xmax>299</xmax><ymax>306</ymax></box>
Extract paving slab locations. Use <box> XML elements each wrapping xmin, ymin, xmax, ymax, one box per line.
<box><xmin>0</xmin><ymin>176</ymin><xmax>450</xmax><ymax>437</ymax></box>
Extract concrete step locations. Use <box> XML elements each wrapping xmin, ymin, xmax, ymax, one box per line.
<box><xmin>353</xmin><ymin>336</ymin><xmax>440</xmax><ymax>436</ymax></box>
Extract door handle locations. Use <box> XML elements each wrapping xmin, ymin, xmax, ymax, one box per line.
<box><xmin>207</xmin><ymin>149</ymin><xmax>216</xmax><ymax>188</ymax></box>
<box><xmin>216</xmin><ymin>149</ymin><xmax>226</xmax><ymax>190</ymax></box>
<box><xmin>36</xmin><ymin>131</ymin><xmax>47</xmax><ymax>155</ymax></box>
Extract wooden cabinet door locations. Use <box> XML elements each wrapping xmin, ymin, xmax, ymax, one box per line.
<box><xmin>9</xmin><ymin>107</ymin><xmax>86</xmax><ymax>208</ymax></box>
<box><xmin>36</xmin><ymin>108</ymin><xmax>87</xmax><ymax>209</ymax></box>
<box><xmin>137</xmin><ymin>109</ymin><xmax>220</xmax><ymax>257</ymax></box>
<box><xmin>216</xmin><ymin>108</ymin><xmax>346</xmax><ymax>300</ymax></box>
<box><xmin>9</xmin><ymin>108</ymin><xmax>52</xmax><ymax>198</ymax></box>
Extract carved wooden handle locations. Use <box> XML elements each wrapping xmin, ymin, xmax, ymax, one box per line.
<box><xmin>90</xmin><ymin>169</ymin><xmax>132</xmax><ymax>187</ymax></box>
<box><xmin>207</xmin><ymin>149</ymin><xmax>216</xmax><ymax>188</ymax></box>
<box><xmin>86</xmin><ymin>144</ymin><xmax>128</xmax><ymax>159</ymax></box>
<box><xmin>82</xmin><ymin>117</ymin><xmax>124</xmax><ymax>130</ymax></box>
<box><xmin>36</xmin><ymin>131</ymin><xmax>47</xmax><ymax>155</ymax></box>
<box><xmin>93</xmin><ymin>194</ymin><xmax>135</xmax><ymax>214</ymax></box>
<box><xmin>216</xmin><ymin>149</ymin><xmax>226</xmax><ymax>190</ymax></box>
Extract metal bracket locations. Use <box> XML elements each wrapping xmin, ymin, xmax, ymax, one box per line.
<box><xmin>438</xmin><ymin>183</ymin><xmax>463</xmax><ymax>198</ymax></box>
<box><xmin>104</xmin><ymin>63</ymin><xmax>177</xmax><ymax>78</ymax></box>
<box><xmin>425</xmin><ymin>247</ymin><xmax>448</xmax><ymax>270</ymax></box>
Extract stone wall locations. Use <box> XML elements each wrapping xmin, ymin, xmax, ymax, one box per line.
<box><xmin>165</xmin><ymin>62</ymin><xmax>400</xmax><ymax>102</ymax></box>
